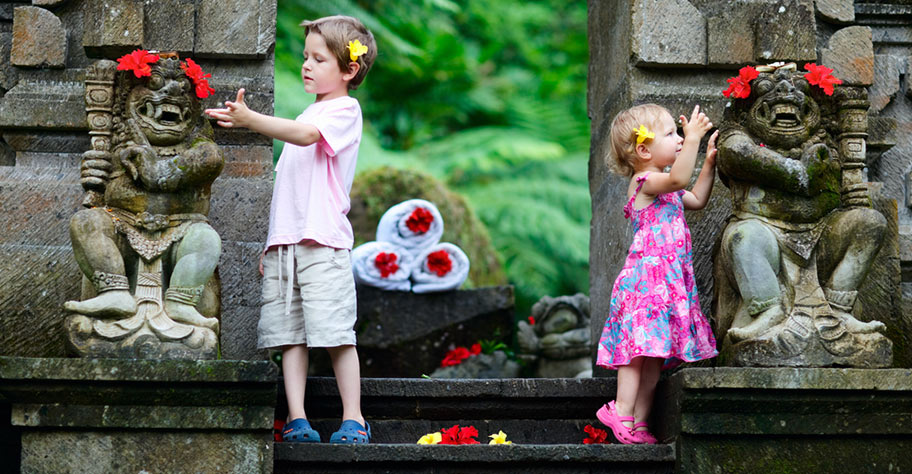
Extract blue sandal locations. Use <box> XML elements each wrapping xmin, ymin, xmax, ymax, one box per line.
<box><xmin>330</xmin><ymin>419</ymin><xmax>371</xmax><ymax>444</ymax></box>
<box><xmin>282</xmin><ymin>418</ymin><xmax>321</xmax><ymax>443</ymax></box>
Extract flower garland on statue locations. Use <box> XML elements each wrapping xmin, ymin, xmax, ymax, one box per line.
<box><xmin>722</xmin><ymin>61</ymin><xmax>842</xmax><ymax>99</ymax></box>
<box><xmin>116</xmin><ymin>49</ymin><xmax>215</xmax><ymax>99</ymax></box>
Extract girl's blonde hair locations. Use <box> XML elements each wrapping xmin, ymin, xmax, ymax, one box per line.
<box><xmin>607</xmin><ymin>104</ymin><xmax>670</xmax><ymax>176</ymax></box>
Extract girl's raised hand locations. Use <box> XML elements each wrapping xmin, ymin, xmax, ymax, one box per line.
<box><xmin>205</xmin><ymin>88</ymin><xmax>251</xmax><ymax>129</ymax></box>
<box><xmin>705</xmin><ymin>130</ymin><xmax>719</xmax><ymax>167</ymax></box>
<box><xmin>679</xmin><ymin>105</ymin><xmax>713</xmax><ymax>139</ymax></box>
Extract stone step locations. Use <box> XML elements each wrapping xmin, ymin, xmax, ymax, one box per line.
<box><xmin>274</xmin><ymin>443</ymin><xmax>675</xmax><ymax>474</ymax></box>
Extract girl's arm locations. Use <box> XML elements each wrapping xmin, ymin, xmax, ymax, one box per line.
<box><xmin>682</xmin><ymin>130</ymin><xmax>718</xmax><ymax>210</ymax></box>
<box><xmin>205</xmin><ymin>89</ymin><xmax>321</xmax><ymax>147</ymax></box>
<box><xmin>642</xmin><ymin>105</ymin><xmax>713</xmax><ymax>196</ymax></box>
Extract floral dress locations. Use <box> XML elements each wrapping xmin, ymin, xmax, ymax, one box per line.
<box><xmin>596</xmin><ymin>173</ymin><xmax>718</xmax><ymax>370</ymax></box>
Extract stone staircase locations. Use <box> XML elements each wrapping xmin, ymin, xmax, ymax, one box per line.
<box><xmin>273</xmin><ymin>377</ymin><xmax>675</xmax><ymax>474</ymax></box>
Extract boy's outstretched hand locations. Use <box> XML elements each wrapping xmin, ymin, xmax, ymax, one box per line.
<box><xmin>679</xmin><ymin>105</ymin><xmax>713</xmax><ymax>139</ymax></box>
<box><xmin>205</xmin><ymin>88</ymin><xmax>252</xmax><ymax>129</ymax></box>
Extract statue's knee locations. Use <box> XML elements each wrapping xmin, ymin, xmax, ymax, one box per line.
<box><xmin>69</xmin><ymin>208</ymin><xmax>110</xmax><ymax>238</ymax></box>
<box><xmin>180</xmin><ymin>223</ymin><xmax>222</xmax><ymax>260</ymax></box>
<box><xmin>727</xmin><ymin>221</ymin><xmax>776</xmax><ymax>256</ymax></box>
<box><xmin>841</xmin><ymin>208</ymin><xmax>886</xmax><ymax>244</ymax></box>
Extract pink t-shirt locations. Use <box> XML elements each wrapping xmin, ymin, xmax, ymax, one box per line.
<box><xmin>265</xmin><ymin>96</ymin><xmax>362</xmax><ymax>250</ymax></box>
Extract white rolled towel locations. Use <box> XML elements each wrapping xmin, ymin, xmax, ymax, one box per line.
<box><xmin>410</xmin><ymin>243</ymin><xmax>470</xmax><ymax>294</ymax></box>
<box><xmin>375</xmin><ymin>199</ymin><xmax>444</xmax><ymax>257</ymax></box>
<box><xmin>352</xmin><ymin>241</ymin><xmax>414</xmax><ymax>291</ymax></box>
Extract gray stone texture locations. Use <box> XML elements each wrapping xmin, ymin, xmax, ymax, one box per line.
<box><xmin>630</xmin><ymin>0</ymin><xmax>706</xmax><ymax>66</ymax></box>
<box><xmin>815</xmin><ymin>0</ymin><xmax>854</xmax><ymax>25</ymax></box>
<box><xmin>870</xmin><ymin>54</ymin><xmax>904</xmax><ymax>113</ymax></box>
<box><xmin>821</xmin><ymin>25</ymin><xmax>875</xmax><ymax>86</ymax></box>
<box><xmin>32</xmin><ymin>0</ymin><xmax>69</xmax><ymax>7</ymax></box>
<box><xmin>196</xmin><ymin>0</ymin><xmax>276</xmax><ymax>58</ymax></box>
<box><xmin>142</xmin><ymin>0</ymin><xmax>194</xmax><ymax>54</ymax></box>
<box><xmin>0</xmin><ymin>78</ymin><xmax>85</xmax><ymax>129</ymax></box>
<box><xmin>11</xmin><ymin>6</ymin><xmax>66</xmax><ymax>68</ymax></box>
<box><xmin>81</xmin><ymin>0</ymin><xmax>143</xmax><ymax>56</ymax></box>
<box><xmin>753</xmin><ymin>0</ymin><xmax>817</xmax><ymax>62</ymax></box>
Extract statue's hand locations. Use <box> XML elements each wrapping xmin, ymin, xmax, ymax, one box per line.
<box><xmin>118</xmin><ymin>145</ymin><xmax>157</xmax><ymax>185</ymax></box>
<box><xmin>801</xmin><ymin>143</ymin><xmax>831</xmax><ymax>167</ymax></box>
<box><xmin>80</xmin><ymin>150</ymin><xmax>113</xmax><ymax>190</ymax></box>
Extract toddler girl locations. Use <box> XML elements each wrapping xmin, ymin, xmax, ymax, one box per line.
<box><xmin>595</xmin><ymin>104</ymin><xmax>719</xmax><ymax>444</ymax></box>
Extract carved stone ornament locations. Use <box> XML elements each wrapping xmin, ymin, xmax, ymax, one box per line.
<box><xmin>517</xmin><ymin>293</ymin><xmax>592</xmax><ymax>377</ymax></box>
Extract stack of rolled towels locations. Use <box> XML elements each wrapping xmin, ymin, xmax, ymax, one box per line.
<box><xmin>352</xmin><ymin>199</ymin><xmax>470</xmax><ymax>293</ymax></box>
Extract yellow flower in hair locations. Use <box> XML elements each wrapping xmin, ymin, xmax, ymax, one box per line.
<box><xmin>348</xmin><ymin>39</ymin><xmax>368</xmax><ymax>62</ymax></box>
<box><xmin>633</xmin><ymin>124</ymin><xmax>654</xmax><ymax>145</ymax></box>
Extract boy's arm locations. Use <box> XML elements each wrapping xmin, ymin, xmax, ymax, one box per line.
<box><xmin>205</xmin><ymin>89</ymin><xmax>321</xmax><ymax>147</ymax></box>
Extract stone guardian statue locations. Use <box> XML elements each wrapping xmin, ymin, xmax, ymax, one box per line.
<box><xmin>713</xmin><ymin>63</ymin><xmax>892</xmax><ymax>367</ymax></box>
<box><xmin>64</xmin><ymin>51</ymin><xmax>223</xmax><ymax>359</ymax></box>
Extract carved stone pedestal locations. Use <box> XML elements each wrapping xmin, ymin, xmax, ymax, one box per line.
<box><xmin>0</xmin><ymin>357</ymin><xmax>277</xmax><ymax>473</ymax></box>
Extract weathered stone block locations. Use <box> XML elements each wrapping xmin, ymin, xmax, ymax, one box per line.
<box><xmin>821</xmin><ymin>25</ymin><xmax>875</xmax><ymax>86</ymax></box>
<box><xmin>31</xmin><ymin>0</ymin><xmax>69</xmax><ymax>7</ymax></box>
<box><xmin>815</xmin><ymin>0</ymin><xmax>854</xmax><ymax>24</ymax></box>
<box><xmin>631</xmin><ymin>0</ymin><xmax>706</xmax><ymax>66</ymax></box>
<box><xmin>209</xmin><ymin>176</ymin><xmax>272</xmax><ymax>243</ymax></box>
<box><xmin>0</xmin><ymin>29</ymin><xmax>19</xmax><ymax>92</ymax></box>
<box><xmin>220</xmin><ymin>145</ymin><xmax>273</xmax><ymax>178</ymax></box>
<box><xmin>2</xmin><ymin>131</ymin><xmax>89</xmax><ymax>154</ymax></box>
<box><xmin>196</xmin><ymin>0</ymin><xmax>276</xmax><ymax>58</ymax></box>
<box><xmin>81</xmin><ymin>0</ymin><xmax>143</xmax><ymax>57</ymax></box>
<box><xmin>707</xmin><ymin>8</ymin><xmax>755</xmax><ymax>66</ymax></box>
<box><xmin>142</xmin><ymin>0</ymin><xmax>194</xmax><ymax>53</ymax></box>
<box><xmin>754</xmin><ymin>0</ymin><xmax>817</xmax><ymax>62</ymax></box>
<box><xmin>11</xmin><ymin>6</ymin><xmax>66</xmax><ymax>68</ymax></box>
<box><xmin>0</xmin><ymin>78</ymin><xmax>85</xmax><ymax>130</ymax></box>
<box><xmin>870</xmin><ymin>54</ymin><xmax>903</xmax><ymax>113</ymax></box>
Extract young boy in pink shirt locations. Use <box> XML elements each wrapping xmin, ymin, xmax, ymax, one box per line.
<box><xmin>205</xmin><ymin>15</ymin><xmax>376</xmax><ymax>444</ymax></box>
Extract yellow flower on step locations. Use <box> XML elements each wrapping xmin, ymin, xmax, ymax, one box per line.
<box><xmin>348</xmin><ymin>39</ymin><xmax>369</xmax><ymax>62</ymax></box>
<box><xmin>417</xmin><ymin>432</ymin><xmax>442</xmax><ymax>445</ymax></box>
<box><xmin>488</xmin><ymin>430</ymin><xmax>512</xmax><ymax>445</ymax></box>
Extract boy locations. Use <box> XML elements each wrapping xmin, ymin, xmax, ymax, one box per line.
<box><xmin>205</xmin><ymin>15</ymin><xmax>377</xmax><ymax>444</ymax></box>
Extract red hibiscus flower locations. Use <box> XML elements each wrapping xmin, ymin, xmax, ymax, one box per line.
<box><xmin>440</xmin><ymin>346</ymin><xmax>471</xmax><ymax>367</ymax></box>
<box><xmin>116</xmin><ymin>49</ymin><xmax>160</xmax><ymax>78</ymax></box>
<box><xmin>583</xmin><ymin>424</ymin><xmax>610</xmax><ymax>444</ymax></box>
<box><xmin>374</xmin><ymin>252</ymin><xmax>400</xmax><ymax>278</ymax></box>
<box><xmin>181</xmin><ymin>58</ymin><xmax>215</xmax><ymax>99</ymax></box>
<box><xmin>440</xmin><ymin>425</ymin><xmax>480</xmax><ymax>445</ymax></box>
<box><xmin>527</xmin><ymin>316</ymin><xmax>536</xmax><ymax>325</ymax></box>
<box><xmin>723</xmin><ymin>65</ymin><xmax>760</xmax><ymax>99</ymax></box>
<box><xmin>427</xmin><ymin>250</ymin><xmax>452</xmax><ymax>277</ymax></box>
<box><xmin>803</xmin><ymin>63</ymin><xmax>842</xmax><ymax>96</ymax></box>
<box><xmin>273</xmin><ymin>419</ymin><xmax>286</xmax><ymax>442</ymax></box>
<box><xmin>470</xmin><ymin>343</ymin><xmax>482</xmax><ymax>355</ymax></box>
<box><xmin>406</xmin><ymin>207</ymin><xmax>434</xmax><ymax>234</ymax></box>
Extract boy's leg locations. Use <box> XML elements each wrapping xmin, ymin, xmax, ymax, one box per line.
<box><xmin>283</xmin><ymin>344</ymin><xmax>310</xmax><ymax>421</ymax></box>
<box><xmin>326</xmin><ymin>344</ymin><xmax>364</xmax><ymax>425</ymax></box>
<box><xmin>633</xmin><ymin>357</ymin><xmax>662</xmax><ymax>424</ymax></box>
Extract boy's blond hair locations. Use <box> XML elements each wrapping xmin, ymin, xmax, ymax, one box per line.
<box><xmin>607</xmin><ymin>104</ymin><xmax>669</xmax><ymax>177</ymax></box>
<box><xmin>301</xmin><ymin>16</ymin><xmax>377</xmax><ymax>90</ymax></box>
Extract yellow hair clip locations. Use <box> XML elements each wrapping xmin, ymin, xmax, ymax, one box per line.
<box><xmin>633</xmin><ymin>124</ymin><xmax>654</xmax><ymax>145</ymax></box>
<box><xmin>348</xmin><ymin>39</ymin><xmax>368</xmax><ymax>62</ymax></box>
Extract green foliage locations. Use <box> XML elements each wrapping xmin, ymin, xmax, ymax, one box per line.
<box><xmin>275</xmin><ymin>0</ymin><xmax>590</xmax><ymax>316</ymax></box>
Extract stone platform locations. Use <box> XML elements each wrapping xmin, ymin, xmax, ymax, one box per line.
<box><xmin>654</xmin><ymin>367</ymin><xmax>912</xmax><ymax>473</ymax></box>
<box><xmin>0</xmin><ymin>357</ymin><xmax>277</xmax><ymax>473</ymax></box>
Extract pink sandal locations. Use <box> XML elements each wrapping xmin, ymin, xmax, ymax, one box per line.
<box><xmin>630</xmin><ymin>422</ymin><xmax>657</xmax><ymax>444</ymax></box>
<box><xmin>595</xmin><ymin>400</ymin><xmax>637</xmax><ymax>444</ymax></box>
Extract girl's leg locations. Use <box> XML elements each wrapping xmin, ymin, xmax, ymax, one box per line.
<box><xmin>633</xmin><ymin>357</ymin><xmax>663</xmax><ymax>427</ymax></box>
<box><xmin>283</xmin><ymin>344</ymin><xmax>310</xmax><ymax>421</ymax></box>
<box><xmin>616</xmin><ymin>356</ymin><xmax>645</xmax><ymax>429</ymax></box>
<box><xmin>326</xmin><ymin>344</ymin><xmax>365</xmax><ymax>425</ymax></box>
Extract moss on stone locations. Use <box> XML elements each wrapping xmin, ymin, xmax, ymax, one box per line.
<box><xmin>349</xmin><ymin>166</ymin><xmax>507</xmax><ymax>288</ymax></box>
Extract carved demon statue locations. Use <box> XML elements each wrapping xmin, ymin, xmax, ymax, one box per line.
<box><xmin>64</xmin><ymin>53</ymin><xmax>223</xmax><ymax>358</ymax></box>
<box><xmin>714</xmin><ymin>63</ymin><xmax>892</xmax><ymax>367</ymax></box>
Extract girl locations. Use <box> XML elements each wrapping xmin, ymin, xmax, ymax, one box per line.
<box><xmin>595</xmin><ymin>104</ymin><xmax>719</xmax><ymax>444</ymax></box>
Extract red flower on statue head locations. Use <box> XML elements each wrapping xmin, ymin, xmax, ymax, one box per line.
<box><xmin>406</xmin><ymin>207</ymin><xmax>434</xmax><ymax>234</ymax></box>
<box><xmin>722</xmin><ymin>65</ymin><xmax>760</xmax><ymax>99</ymax></box>
<box><xmin>427</xmin><ymin>250</ymin><xmax>452</xmax><ymax>277</ymax></box>
<box><xmin>803</xmin><ymin>63</ymin><xmax>842</xmax><ymax>96</ymax></box>
<box><xmin>374</xmin><ymin>252</ymin><xmax>400</xmax><ymax>278</ymax></box>
<box><xmin>116</xmin><ymin>49</ymin><xmax>160</xmax><ymax>78</ymax></box>
<box><xmin>181</xmin><ymin>58</ymin><xmax>215</xmax><ymax>99</ymax></box>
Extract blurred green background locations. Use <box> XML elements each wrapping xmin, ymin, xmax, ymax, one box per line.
<box><xmin>275</xmin><ymin>0</ymin><xmax>590</xmax><ymax>316</ymax></box>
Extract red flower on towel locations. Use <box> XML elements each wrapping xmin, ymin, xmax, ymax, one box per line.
<box><xmin>803</xmin><ymin>63</ymin><xmax>842</xmax><ymax>96</ymax></box>
<box><xmin>116</xmin><ymin>49</ymin><xmax>160</xmax><ymax>78</ymax></box>
<box><xmin>181</xmin><ymin>58</ymin><xmax>215</xmax><ymax>99</ymax></box>
<box><xmin>406</xmin><ymin>207</ymin><xmax>434</xmax><ymax>234</ymax></box>
<box><xmin>374</xmin><ymin>252</ymin><xmax>400</xmax><ymax>278</ymax></box>
<box><xmin>440</xmin><ymin>425</ymin><xmax>480</xmax><ymax>445</ymax></box>
<box><xmin>583</xmin><ymin>424</ymin><xmax>610</xmax><ymax>444</ymax></box>
<box><xmin>427</xmin><ymin>250</ymin><xmax>452</xmax><ymax>277</ymax></box>
<box><xmin>722</xmin><ymin>65</ymin><xmax>759</xmax><ymax>99</ymax></box>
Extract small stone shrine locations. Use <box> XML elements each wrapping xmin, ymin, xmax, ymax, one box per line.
<box><xmin>517</xmin><ymin>293</ymin><xmax>592</xmax><ymax>378</ymax></box>
<box><xmin>714</xmin><ymin>63</ymin><xmax>892</xmax><ymax>367</ymax></box>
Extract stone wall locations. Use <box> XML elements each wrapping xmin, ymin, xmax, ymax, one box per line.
<box><xmin>0</xmin><ymin>0</ymin><xmax>277</xmax><ymax>360</ymax></box>
<box><xmin>588</xmin><ymin>0</ymin><xmax>912</xmax><ymax>367</ymax></box>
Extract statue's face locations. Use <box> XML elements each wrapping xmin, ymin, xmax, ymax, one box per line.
<box><xmin>745</xmin><ymin>68</ymin><xmax>820</xmax><ymax>149</ymax></box>
<box><xmin>126</xmin><ymin>59</ymin><xmax>197</xmax><ymax>146</ymax></box>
